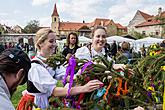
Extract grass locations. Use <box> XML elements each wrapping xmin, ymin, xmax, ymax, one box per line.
<box><xmin>11</xmin><ymin>84</ymin><xmax>26</xmax><ymax>108</ymax></box>
<box><xmin>11</xmin><ymin>81</ymin><xmax>63</xmax><ymax>108</ymax></box>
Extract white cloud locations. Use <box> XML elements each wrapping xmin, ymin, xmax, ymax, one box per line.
<box><xmin>107</xmin><ymin>0</ymin><xmax>165</xmax><ymax>26</ymax></box>
<box><xmin>1</xmin><ymin>0</ymin><xmax>165</xmax><ymax>28</ymax></box>
<box><xmin>39</xmin><ymin>16</ymin><xmax>51</xmax><ymax>27</ymax></box>
<box><xmin>54</xmin><ymin>0</ymin><xmax>165</xmax><ymax>26</ymax></box>
<box><xmin>57</xmin><ymin>0</ymin><xmax>105</xmax><ymax>22</ymax></box>
<box><xmin>13</xmin><ymin>10</ymin><xmax>21</xmax><ymax>14</ymax></box>
<box><xmin>0</xmin><ymin>12</ymin><xmax>8</xmax><ymax>16</ymax></box>
<box><xmin>0</xmin><ymin>19</ymin><xmax>20</xmax><ymax>27</ymax></box>
<box><xmin>22</xmin><ymin>16</ymin><xmax>51</xmax><ymax>27</ymax></box>
<box><xmin>32</xmin><ymin>0</ymin><xmax>50</xmax><ymax>6</ymax></box>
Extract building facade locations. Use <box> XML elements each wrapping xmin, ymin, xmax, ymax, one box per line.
<box><xmin>128</xmin><ymin>8</ymin><xmax>165</xmax><ymax>38</ymax></box>
<box><xmin>51</xmin><ymin>3</ymin><xmax>127</xmax><ymax>39</ymax></box>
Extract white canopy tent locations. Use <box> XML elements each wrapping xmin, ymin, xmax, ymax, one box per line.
<box><xmin>61</xmin><ymin>36</ymin><xmax>92</xmax><ymax>44</ymax></box>
<box><xmin>135</xmin><ymin>37</ymin><xmax>164</xmax><ymax>45</ymax></box>
<box><xmin>106</xmin><ymin>36</ymin><xmax>135</xmax><ymax>43</ymax></box>
<box><xmin>56</xmin><ymin>40</ymin><xmax>64</xmax><ymax>52</ymax></box>
<box><xmin>78</xmin><ymin>36</ymin><xmax>92</xmax><ymax>44</ymax></box>
<box><xmin>134</xmin><ymin>37</ymin><xmax>164</xmax><ymax>51</ymax></box>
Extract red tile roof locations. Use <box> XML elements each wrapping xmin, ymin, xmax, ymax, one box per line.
<box><xmin>115</xmin><ymin>23</ymin><xmax>126</xmax><ymax>29</ymax></box>
<box><xmin>89</xmin><ymin>18</ymin><xmax>110</xmax><ymax>27</ymax></box>
<box><xmin>59</xmin><ymin>22</ymin><xmax>88</xmax><ymax>31</ymax></box>
<box><xmin>58</xmin><ymin>19</ymin><xmax>127</xmax><ymax>31</ymax></box>
<box><xmin>51</xmin><ymin>3</ymin><xmax>59</xmax><ymax>17</ymax></box>
<box><xmin>136</xmin><ymin>11</ymin><xmax>165</xmax><ymax>27</ymax></box>
<box><xmin>138</xmin><ymin>10</ymin><xmax>153</xmax><ymax>20</ymax></box>
<box><xmin>159</xmin><ymin>11</ymin><xmax>165</xmax><ymax>17</ymax></box>
<box><xmin>135</xmin><ymin>20</ymin><xmax>161</xmax><ymax>27</ymax></box>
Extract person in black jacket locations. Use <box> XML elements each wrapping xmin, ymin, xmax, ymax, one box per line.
<box><xmin>0</xmin><ymin>43</ymin><xmax>4</xmax><ymax>54</ymax></box>
<box><xmin>110</xmin><ymin>40</ymin><xmax>117</xmax><ymax>57</ymax></box>
<box><xmin>62</xmin><ymin>32</ymin><xmax>79</xmax><ymax>60</ymax></box>
<box><xmin>160</xmin><ymin>40</ymin><xmax>165</xmax><ymax>48</ymax></box>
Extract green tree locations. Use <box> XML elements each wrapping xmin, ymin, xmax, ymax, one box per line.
<box><xmin>0</xmin><ymin>25</ymin><xmax>5</xmax><ymax>35</ymax></box>
<box><xmin>130</xmin><ymin>31</ymin><xmax>147</xmax><ymax>39</ymax></box>
<box><xmin>23</xmin><ymin>20</ymin><xmax>40</xmax><ymax>33</ymax></box>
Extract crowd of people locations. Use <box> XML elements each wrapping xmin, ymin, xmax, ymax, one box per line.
<box><xmin>1</xmin><ymin>26</ymin><xmax>165</xmax><ymax>110</ymax></box>
<box><xmin>0</xmin><ymin>41</ymin><xmax>34</xmax><ymax>54</ymax></box>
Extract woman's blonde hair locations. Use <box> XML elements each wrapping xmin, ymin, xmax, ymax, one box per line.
<box><xmin>35</xmin><ymin>28</ymin><xmax>54</xmax><ymax>50</ymax></box>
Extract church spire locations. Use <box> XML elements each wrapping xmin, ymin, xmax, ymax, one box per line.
<box><xmin>51</xmin><ymin>3</ymin><xmax>59</xmax><ymax>17</ymax></box>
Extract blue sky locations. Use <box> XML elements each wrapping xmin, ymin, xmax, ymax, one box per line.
<box><xmin>0</xmin><ymin>0</ymin><xmax>165</xmax><ymax>28</ymax></box>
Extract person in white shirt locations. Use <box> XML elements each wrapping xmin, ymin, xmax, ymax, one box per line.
<box><xmin>0</xmin><ymin>48</ymin><xmax>31</xmax><ymax>110</ymax></box>
<box><xmin>75</xmin><ymin>25</ymin><xmax>144</xmax><ymax>110</ymax></box>
<box><xmin>75</xmin><ymin>26</ymin><xmax>125</xmax><ymax>69</ymax></box>
<box><xmin>17</xmin><ymin>28</ymin><xmax>103</xmax><ymax>110</ymax></box>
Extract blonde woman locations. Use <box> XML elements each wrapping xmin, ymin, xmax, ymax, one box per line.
<box><xmin>17</xmin><ymin>28</ymin><xmax>103</xmax><ymax>110</ymax></box>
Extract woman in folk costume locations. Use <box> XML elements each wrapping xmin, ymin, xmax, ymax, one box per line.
<box><xmin>75</xmin><ymin>25</ymin><xmax>125</xmax><ymax>69</ymax></box>
<box><xmin>75</xmin><ymin>26</ymin><xmax>146</xmax><ymax>110</ymax></box>
<box><xmin>17</xmin><ymin>28</ymin><xmax>103</xmax><ymax>110</ymax></box>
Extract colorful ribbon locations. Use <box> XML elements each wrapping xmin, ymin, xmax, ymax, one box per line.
<box><xmin>80</xmin><ymin>61</ymin><xmax>93</xmax><ymax>75</ymax></box>
<box><xmin>96</xmin><ymin>87</ymin><xmax>106</xmax><ymax>98</ymax></box>
<box><xmin>76</xmin><ymin>61</ymin><xmax>93</xmax><ymax>109</ymax></box>
<box><xmin>62</xmin><ymin>56</ymin><xmax>76</xmax><ymax>96</ymax></box>
<box><xmin>103</xmin><ymin>82</ymin><xmax>112</xmax><ymax>100</ymax></box>
<box><xmin>163</xmin><ymin>80</ymin><xmax>165</xmax><ymax>110</ymax></box>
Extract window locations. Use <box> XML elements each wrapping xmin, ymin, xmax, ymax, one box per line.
<box><xmin>142</xmin><ymin>31</ymin><xmax>146</xmax><ymax>35</ymax></box>
<box><xmin>156</xmin><ymin>31</ymin><xmax>159</xmax><ymax>35</ymax></box>
<box><xmin>54</xmin><ymin>18</ymin><xmax>56</xmax><ymax>22</ymax></box>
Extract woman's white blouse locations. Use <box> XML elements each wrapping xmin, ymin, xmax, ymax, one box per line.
<box><xmin>75</xmin><ymin>46</ymin><xmax>91</xmax><ymax>60</ymax></box>
<box><xmin>75</xmin><ymin>46</ymin><xmax>112</xmax><ymax>61</ymax></box>
<box><xmin>28</xmin><ymin>57</ymin><xmax>66</xmax><ymax>96</ymax></box>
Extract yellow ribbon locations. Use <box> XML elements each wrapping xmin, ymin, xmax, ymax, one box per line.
<box><xmin>148</xmin><ymin>86</ymin><xmax>159</xmax><ymax>103</ymax></box>
<box><xmin>163</xmin><ymin>80</ymin><xmax>165</xmax><ymax>110</ymax></box>
<box><xmin>35</xmin><ymin>108</ymin><xmax>41</xmax><ymax>110</ymax></box>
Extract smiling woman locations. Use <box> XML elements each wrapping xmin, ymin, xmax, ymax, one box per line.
<box><xmin>75</xmin><ymin>26</ymin><xmax>125</xmax><ymax>70</ymax></box>
<box><xmin>16</xmin><ymin>28</ymin><xmax>103</xmax><ymax>110</ymax></box>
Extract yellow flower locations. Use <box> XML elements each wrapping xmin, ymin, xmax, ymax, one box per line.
<box><xmin>149</xmin><ymin>51</ymin><xmax>156</xmax><ymax>56</ymax></box>
<box><xmin>161</xmin><ymin>66</ymin><xmax>165</xmax><ymax>71</ymax></box>
<box><xmin>150</xmin><ymin>44</ymin><xmax>157</xmax><ymax>49</ymax></box>
<box><xmin>148</xmin><ymin>86</ymin><xmax>155</xmax><ymax>92</ymax></box>
<box><xmin>35</xmin><ymin>108</ymin><xmax>41</xmax><ymax>110</ymax></box>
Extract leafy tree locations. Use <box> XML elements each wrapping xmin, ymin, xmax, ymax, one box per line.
<box><xmin>130</xmin><ymin>31</ymin><xmax>147</xmax><ymax>39</ymax></box>
<box><xmin>0</xmin><ymin>25</ymin><xmax>5</xmax><ymax>35</ymax></box>
<box><xmin>23</xmin><ymin>20</ymin><xmax>40</xmax><ymax>33</ymax></box>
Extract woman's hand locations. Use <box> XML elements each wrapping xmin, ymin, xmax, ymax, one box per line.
<box><xmin>66</xmin><ymin>53</ymin><xmax>72</xmax><ymax>60</ymax></box>
<box><xmin>82</xmin><ymin>80</ymin><xmax>103</xmax><ymax>93</ymax></box>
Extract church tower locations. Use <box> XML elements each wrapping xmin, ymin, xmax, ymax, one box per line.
<box><xmin>51</xmin><ymin>3</ymin><xmax>60</xmax><ymax>36</ymax></box>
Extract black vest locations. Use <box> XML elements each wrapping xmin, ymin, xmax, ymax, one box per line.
<box><xmin>27</xmin><ymin>60</ymin><xmax>44</xmax><ymax>93</ymax></box>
